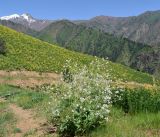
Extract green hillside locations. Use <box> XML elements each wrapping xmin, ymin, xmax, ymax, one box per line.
<box><xmin>38</xmin><ymin>21</ymin><xmax>146</xmax><ymax>66</ymax></box>
<box><xmin>1</xmin><ymin>19</ymin><xmax>159</xmax><ymax>77</ymax></box>
<box><xmin>0</xmin><ymin>25</ymin><xmax>156</xmax><ymax>84</ymax></box>
<box><xmin>37</xmin><ymin>20</ymin><xmax>160</xmax><ymax>77</ymax></box>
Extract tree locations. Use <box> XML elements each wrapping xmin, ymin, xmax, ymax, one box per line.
<box><xmin>0</xmin><ymin>38</ymin><xmax>6</xmax><ymax>55</ymax></box>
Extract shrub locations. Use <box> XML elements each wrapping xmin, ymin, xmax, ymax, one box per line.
<box><xmin>63</xmin><ymin>67</ymin><xmax>73</xmax><ymax>83</ymax></box>
<box><xmin>48</xmin><ymin>59</ymin><xmax>112</xmax><ymax>137</ymax></box>
<box><xmin>112</xmin><ymin>88</ymin><xmax>160</xmax><ymax>114</ymax></box>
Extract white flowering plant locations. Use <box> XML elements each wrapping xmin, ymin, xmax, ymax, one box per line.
<box><xmin>48</xmin><ymin>58</ymin><xmax>112</xmax><ymax>137</ymax></box>
<box><xmin>111</xmin><ymin>88</ymin><xmax>124</xmax><ymax>105</ymax></box>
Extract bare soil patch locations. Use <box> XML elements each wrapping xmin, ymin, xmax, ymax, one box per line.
<box><xmin>145</xmin><ymin>129</ymin><xmax>160</xmax><ymax>137</ymax></box>
<box><xmin>0</xmin><ymin>98</ymin><xmax>47</xmax><ymax>137</ymax></box>
<box><xmin>9</xmin><ymin>104</ymin><xmax>46</xmax><ymax>137</ymax></box>
<box><xmin>0</xmin><ymin>70</ymin><xmax>61</xmax><ymax>88</ymax></box>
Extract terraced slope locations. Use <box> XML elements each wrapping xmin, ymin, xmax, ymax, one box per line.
<box><xmin>0</xmin><ymin>25</ymin><xmax>157</xmax><ymax>84</ymax></box>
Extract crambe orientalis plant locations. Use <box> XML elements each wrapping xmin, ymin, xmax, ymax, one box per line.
<box><xmin>48</xmin><ymin>58</ymin><xmax>112</xmax><ymax>136</ymax></box>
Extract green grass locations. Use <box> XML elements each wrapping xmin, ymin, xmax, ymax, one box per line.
<box><xmin>0</xmin><ymin>102</ymin><xmax>16</xmax><ymax>137</ymax></box>
<box><xmin>0</xmin><ymin>25</ymin><xmax>157</xmax><ymax>85</ymax></box>
<box><xmin>9</xmin><ymin>91</ymin><xmax>49</xmax><ymax>109</ymax></box>
<box><xmin>0</xmin><ymin>84</ymin><xmax>26</xmax><ymax>98</ymax></box>
<box><xmin>13</xmin><ymin>128</ymin><xmax>22</xmax><ymax>134</ymax></box>
<box><xmin>0</xmin><ymin>84</ymin><xmax>49</xmax><ymax>109</ymax></box>
<box><xmin>91</xmin><ymin>108</ymin><xmax>160</xmax><ymax>137</ymax></box>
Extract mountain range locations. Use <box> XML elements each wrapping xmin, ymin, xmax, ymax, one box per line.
<box><xmin>0</xmin><ymin>11</ymin><xmax>160</xmax><ymax>77</ymax></box>
<box><xmin>1</xmin><ymin>11</ymin><xmax>160</xmax><ymax>46</ymax></box>
<box><xmin>82</xmin><ymin>10</ymin><xmax>160</xmax><ymax>46</ymax></box>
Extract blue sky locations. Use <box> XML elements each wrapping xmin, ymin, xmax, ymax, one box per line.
<box><xmin>0</xmin><ymin>0</ymin><xmax>160</xmax><ymax>20</ymax></box>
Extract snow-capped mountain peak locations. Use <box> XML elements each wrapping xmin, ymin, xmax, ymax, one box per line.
<box><xmin>0</xmin><ymin>13</ymin><xmax>52</xmax><ymax>31</ymax></box>
<box><xmin>21</xmin><ymin>13</ymin><xmax>36</xmax><ymax>23</ymax></box>
<box><xmin>0</xmin><ymin>13</ymin><xmax>36</xmax><ymax>23</ymax></box>
<box><xmin>21</xmin><ymin>13</ymin><xmax>30</xmax><ymax>20</ymax></box>
<box><xmin>0</xmin><ymin>14</ymin><xmax>20</xmax><ymax>20</ymax></box>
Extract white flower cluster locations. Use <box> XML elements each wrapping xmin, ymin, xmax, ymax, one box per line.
<box><xmin>111</xmin><ymin>88</ymin><xmax>125</xmax><ymax>105</ymax></box>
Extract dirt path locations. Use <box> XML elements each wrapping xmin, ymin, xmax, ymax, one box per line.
<box><xmin>10</xmin><ymin>104</ymin><xmax>45</xmax><ymax>137</ymax></box>
<box><xmin>0</xmin><ymin>98</ymin><xmax>46</xmax><ymax>137</ymax></box>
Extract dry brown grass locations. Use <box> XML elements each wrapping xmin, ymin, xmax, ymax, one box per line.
<box><xmin>0</xmin><ymin>70</ymin><xmax>157</xmax><ymax>90</ymax></box>
<box><xmin>0</xmin><ymin>70</ymin><xmax>61</xmax><ymax>88</ymax></box>
<box><xmin>111</xmin><ymin>81</ymin><xmax>156</xmax><ymax>90</ymax></box>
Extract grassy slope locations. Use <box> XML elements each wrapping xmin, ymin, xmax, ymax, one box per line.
<box><xmin>91</xmin><ymin>108</ymin><xmax>160</xmax><ymax>137</ymax></box>
<box><xmin>0</xmin><ymin>25</ymin><xmax>156</xmax><ymax>84</ymax></box>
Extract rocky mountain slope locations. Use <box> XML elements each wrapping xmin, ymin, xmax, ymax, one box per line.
<box><xmin>0</xmin><ymin>20</ymin><xmax>37</xmax><ymax>36</ymax></box>
<box><xmin>81</xmin><ymin>10</ymin><xmax>160</xmax><ymax>46</ymax></box>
